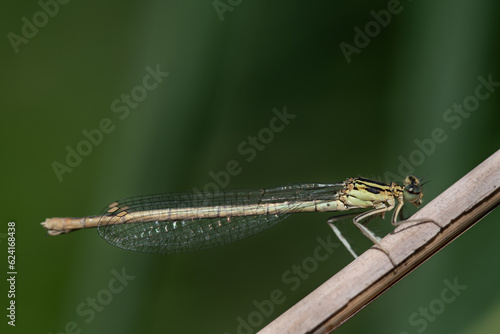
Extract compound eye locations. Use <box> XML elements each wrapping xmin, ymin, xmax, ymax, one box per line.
<box><xmin>404</xmin><ymin>184</ymin><xmax>421</xmax><ymax>203</ymax></box>
<box><xmin>403</xmin><ymin>175</ymin><xmax>423</xmax><ymax>205</ymax></box>
<box><xmin>406</xmin><ymin>185</ymin><xmax>420</xmax><ymax>194</ymax></box>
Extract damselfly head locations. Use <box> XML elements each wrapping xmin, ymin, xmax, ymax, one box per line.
<box><xmin>403</xmin><ymin>175</ymin><xmax>423</xmax><ymax>207</ymax></box>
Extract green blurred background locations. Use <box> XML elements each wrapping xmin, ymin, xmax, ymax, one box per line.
<box><xmin>1</xmin><ymin>0</ymin><xmax>499</xmax><ymax>333</ymax></box>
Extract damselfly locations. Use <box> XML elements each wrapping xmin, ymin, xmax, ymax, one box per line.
<box><xmin>42</xmin><ymin>175</ymin><xmax>426</xmax><ymax>258</ymax></box>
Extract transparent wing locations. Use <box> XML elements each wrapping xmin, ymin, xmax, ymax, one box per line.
<box><xmin>97</xmin><ymin>183</ymin><xmax>344</xmax><ymax>254</ymax></box>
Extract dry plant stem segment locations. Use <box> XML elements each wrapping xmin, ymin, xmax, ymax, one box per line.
<box><xmin>258</xmin><ymin>149</ymin><xmax>500</xmax><ymax>334</ymax></box>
